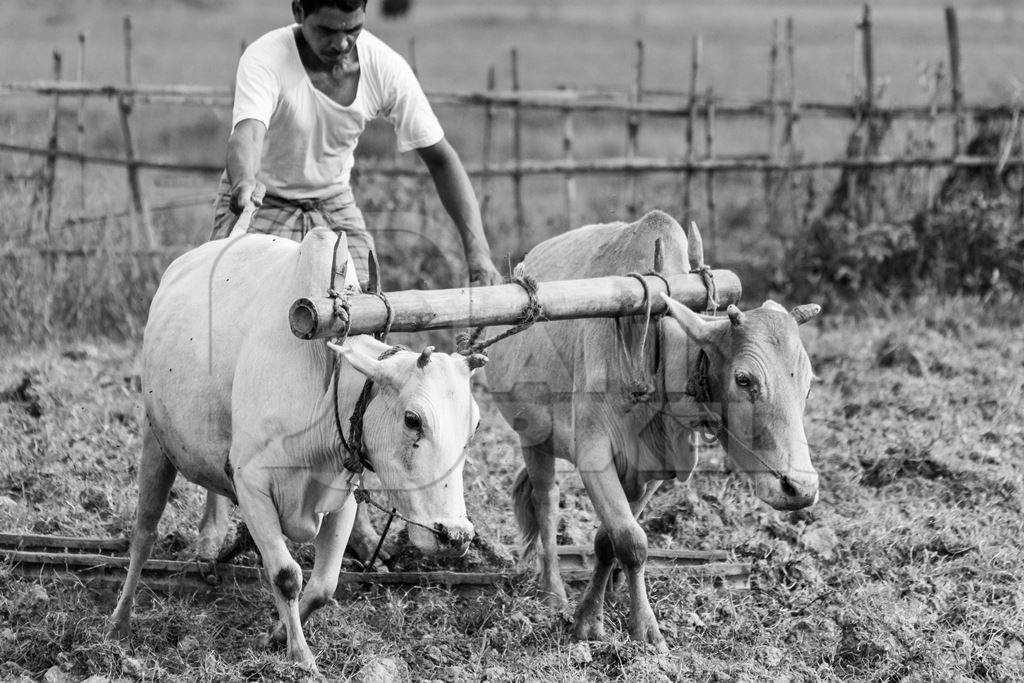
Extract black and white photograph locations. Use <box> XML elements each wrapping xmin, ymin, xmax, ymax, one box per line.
<box><xmin>1</xmin><ymin>0</ymin><xmax>1022</xmax><ymax>680</ymax></box>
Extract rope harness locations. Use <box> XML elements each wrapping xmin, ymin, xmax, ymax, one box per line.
<box><xmin>322</xmin><ymin>232</ymin><xmax>456</xmax><ymax>570</ymax></box>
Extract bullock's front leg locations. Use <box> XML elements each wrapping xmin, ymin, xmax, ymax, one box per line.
<box><xmin>234</xmin><ymin>474</ymin><xmax>318</xmax><ymax>673</ymax></box>
<box><xmin>574</xmin><ymin>437</ymin><xmax>667</xmax><ymax>652</ymax></box>
<box><xmin>270</xmin><ymin>495</ymin><xmax>358</xmax><ymax>644</ymax></box>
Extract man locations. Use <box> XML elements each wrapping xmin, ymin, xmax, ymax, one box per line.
<box><xmin>199</xmin><ymin>0</ymin><xmax>501</xmax><ymax>566</ymax></box>
<box><xmin>211</xmin><ymin>0</ymin><xmax>503</xmax><ymax>289</ymax></box>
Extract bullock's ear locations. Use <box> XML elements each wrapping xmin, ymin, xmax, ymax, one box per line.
<box><xmin>327</xmin><ymin>339</ymin><xmax>388</xmax><ymax>385</ymax></box>
<box><xmin>790</xmin><ymin>303</ymin><xmax>822</xmax><ymax>325</ymax></box>
<box><xmin>660</xmin><ymin>293</ymin><xmax>730</xmax><ymax>346</ymax></box>
<box><xmin>458</xmin><ymin>352</ymin><xmax>487</xmax><ymax>377</ymax></box>
<box><xmin>761</xmin><ymin>299</ymin><xmax>787</xmax><ymax>314</ymax></box>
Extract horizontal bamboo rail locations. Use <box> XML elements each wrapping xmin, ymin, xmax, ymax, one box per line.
<box><xmin>2</xmin><ymin>80</ymin><xmax>1021</xmax><ymax>120</ymax></box>
<box><xmin>289</xmin><ymin>269</ymin><xmax>741</xmax><ymax>340</ymax></box>
<box><xmin>4</xmin><ymin>139</ymin><xmax>1022</xmax><ymax>178</ymax></box>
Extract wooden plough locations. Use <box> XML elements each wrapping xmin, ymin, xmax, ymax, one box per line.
<box><xmin>0</xmin><ymin>533</ymin><xmax>750</xmax><ymax>594</ymax></box>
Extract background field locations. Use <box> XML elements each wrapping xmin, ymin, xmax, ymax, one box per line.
<box><xmin>2</xmin><ymin>1</ymin><xmax>1024</xmax><ymax>681</ymax></box>
<box><xmin>3</xmin><ymin>0</ymin><xmax>1024</xmax><ymax>255</ymax></box>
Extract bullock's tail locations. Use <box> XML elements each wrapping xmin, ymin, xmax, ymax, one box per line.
<box><xmin>512</xmin><ymin>467</ymin><xmax>540</xmax><ymax>556</ymax></box>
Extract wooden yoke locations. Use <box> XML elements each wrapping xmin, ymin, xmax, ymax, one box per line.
<box><xmin>288</xmin><ymin>269</ymin><xmax>741</xmax><ymax>340</ymax></box>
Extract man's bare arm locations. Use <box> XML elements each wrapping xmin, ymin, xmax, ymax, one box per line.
<box><xmin>416</xmin><ymin>138</ymin><xmax>503</xmax><ymax>286</ymax></box>
<box><xmin>226</xmin><ymin>119</ymin><xmax>268</xmax><ymax>214</ymax></box>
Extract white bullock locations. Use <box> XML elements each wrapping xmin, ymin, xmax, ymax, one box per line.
<box><xmin>486</xmin><ymin>211</ymin><xmax>821</xmax><ymax>651</ymax></box>
<box><xmin>108</xmin><ymin>228</ymin><xmax>481</xmax><ymax>674</ymax></box>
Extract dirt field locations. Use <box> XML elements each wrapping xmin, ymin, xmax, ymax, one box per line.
<box><xmin>1</xmin><ymin>295</ymin><xmax>1022</xmax><ymax>681</ymax></box>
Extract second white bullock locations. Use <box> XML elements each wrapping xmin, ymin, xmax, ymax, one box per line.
<box><xmin>486</xmin><ymin>210</ymin><xmax>821</xmax><ymax>651</ymax></box>
<box><xmin>108</xmin><ymin>228</ymin><xmax>482</xmax><ymax>674</ymax></box>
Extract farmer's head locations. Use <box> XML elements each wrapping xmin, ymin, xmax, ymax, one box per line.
<box><xmin>292</xmin><ymin>0</ymin><xmax>368</xmax><ymax>65</ymax></box>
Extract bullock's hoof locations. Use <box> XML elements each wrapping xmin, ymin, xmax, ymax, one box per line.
<box><xmin>288</xmin><ymin>646</ymin><xmax>319</xmax><ymax>677</ymax></box>
<box><xmin>106</xmin><ymin>620</ymin><xmax>130</xmax><ymax>641</ymax></box>
<box><xmin>543</xmin><ymin>591</ymin><xmax>569</xmax><ymax>612</ymax></box>
<box><xmin>629</xmin><ymin>615</ymin><xmax>668</xmax><ymax>653</ymax></box>
<box><xmin>572</xmin><ymin>603</ymin><xmax>606</xmax><ymax>641</ymax></box>
<box><xmin>254</xmin><ymin>631</ymin><xmax>275</xmax><ymax>650</ymax></box>
<box><xmin>254</xmin><ymin>624</ymin><xmax>289</xmax><ymax>649</ymax></box>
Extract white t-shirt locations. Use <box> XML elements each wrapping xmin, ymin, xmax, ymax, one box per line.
<box><xmin>232</xmin><ymin>26</ymin><xmax>444</xmax><ymax>199</ymax></box>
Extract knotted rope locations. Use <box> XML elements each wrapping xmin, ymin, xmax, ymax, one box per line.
<box><xmin>457</xmin><ymin>263</ymin><xmax>545</xmax><ymax>356</ymax></box>
<box><xmin>690</xmin><ymin>264</ymin><xmax>719</xmax><ymax>314</ymax></box>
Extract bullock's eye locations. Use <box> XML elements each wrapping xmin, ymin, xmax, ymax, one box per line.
<box><xmin>404</xmin><ymin>411</ymin><xmax>422</xmax><ymax>432</ymax></box>
<box><xmin>735</xmin><ymin>372</ymin><xmax>753</xmax><ymax>389</ymax></box>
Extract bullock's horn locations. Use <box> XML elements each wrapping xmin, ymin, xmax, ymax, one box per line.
<box><xmin>653</xmin><ymin>238</ymin><xmax>664</xmax><ymax>273</ymax></box>
<box><xmin>727</xmin><ymin>304</ymin><xmax>745</xmax><ymax>327</ymax></box>
<box><xmin>466</xmin><ymin>353</ymin><xmax>488</xmax><ymax>370</ymax></box>
<box><xmin>417</xmin><ymin>346</ymin><xmax>435</xmax><ymax>368</ymax></box>
<box><xmin>687</xmin><ymin>221</ymin><xmax>705</xmax><ymax>270</ymax></box>
<box><xmin>790</xmin><ymin>304</ymin><xmax>822</xmax><ymax>325</ymax></box>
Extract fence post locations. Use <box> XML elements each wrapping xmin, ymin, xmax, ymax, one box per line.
<box><xmin>783</xmin><ymin>17</ymin><xmax>804</xmax><ymax>228</ymax></box>
<box><xmin>682</xmin><ymin>35</ymin><xmax>702</xmax><ymax>222</ymax></box>
<box><xmin>626</xmin><ymin>39</ymin><xmax>644</xmax><ymax>216</ymax></box>
<box><xmin>860</xmin><ymin>4</ymin><xmax>876</xmax><ymax>223</ymax></box>
<box><xmin>562</xmin><ymin>103</ymin><xmax>576</xmax><ymax>227</ymax></box>
<box><xmin>510</xmin><ymin>47</ymin><xmax>525</xmax><ymax>246</ymax></box>
<box><xmin>76</xmin><ymin>33</ymin><xmax>86</xmax><ymax>212</ymax></box>
<box><xmin>42</xmin><ymin>51</ymin><xmax>63</xmax><ymax>237</ymax></box>
<box><xmin>704</xmin><ymin>86</ymin><xmax>716</xmax><ymax>257</ymax></box>
<box><xmin>120</xmin><ymin>15</ymin><xmax>156</xmax><ymax>251</ymax></box>
<box><xmin>945</xmin><ymin>6</ymin><xmax>964</xmax><ymax>156</ymax></box>
<box><xmin>765</xmin><ymin>19</ymin><xmax>782</xmax><ymax>234</ymax></box>
<box><xmin>924</xmin><ymin>62</ymin><xmax>944</xmax><ymax>210</ymax></box>
<box><xmin>480</xmin><ymin>65</ymin><xmax>496</xmax><ymax>227</ymax></box>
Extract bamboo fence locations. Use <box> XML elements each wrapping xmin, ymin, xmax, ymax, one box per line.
<box><xmin>1</xmin><ymin>5</ymin><xmax>1020</xmax><ymax>256</ymax></box>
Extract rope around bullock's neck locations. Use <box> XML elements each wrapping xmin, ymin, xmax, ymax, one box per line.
<box><xmin>614</xmin><ymin>272</ymin><xmax>662</xmax><ymax>406</ymax></box>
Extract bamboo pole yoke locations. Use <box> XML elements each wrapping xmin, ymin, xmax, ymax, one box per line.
<box><xmin>288</xmin><ymin>269</ymin><xmax>742</xmax><ymax>340</ymax></box>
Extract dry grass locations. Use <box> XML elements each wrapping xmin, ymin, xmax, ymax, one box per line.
<box><xmin>1</xmin><ymin>294</ymin><xmax>1023</xmax><ymax>680</ymax></box>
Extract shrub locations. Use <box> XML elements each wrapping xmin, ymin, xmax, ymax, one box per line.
<box><xmin>782</xmin><ymin>192</ymin><xmax>1023</xmax><ymax>306</ymax></box>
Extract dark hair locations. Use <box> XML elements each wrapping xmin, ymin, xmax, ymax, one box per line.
<box><xmin>299</xmin><ymin>0</ymin><xmax>367</xmax><ymax>13</ymax></box>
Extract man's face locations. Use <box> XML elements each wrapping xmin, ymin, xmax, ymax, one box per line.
<box><xmin>293</xmin><ymin>2</ymin><xmax>365</xmax><ymax>65</ymax></box>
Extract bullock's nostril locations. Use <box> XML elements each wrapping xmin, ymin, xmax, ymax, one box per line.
<box><xmin>780</xmin><ymin>476</ymin><xmax>799</xmax><ymax>498</ymax></box>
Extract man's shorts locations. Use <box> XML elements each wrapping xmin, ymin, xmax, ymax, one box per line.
<box><xmin>210</xmin><ymin>174</ymin><xmax>376</xmax><ymax>289</ymax></box>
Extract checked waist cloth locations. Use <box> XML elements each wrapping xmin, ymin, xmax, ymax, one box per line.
<box><xmin>210</xmin><ymin>174</ymin><xmax>375</xmax><ymax>289</ymax></box>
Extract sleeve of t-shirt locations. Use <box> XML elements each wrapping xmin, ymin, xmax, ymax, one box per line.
<box><xmin>381</xmin><ymin>54</ymin><xmax>444</xmax><ymax>152</ymax></box>
<box><xmin>231</xmin><ymin>51</ymin><xmax>280</xmax><ymax>131</ymax></box>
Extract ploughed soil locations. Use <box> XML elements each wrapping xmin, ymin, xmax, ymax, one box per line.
<box><xmin>1</xmin><ymin>297</ymin><xmax>1022</xmax><ymax>681</ymax></box>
